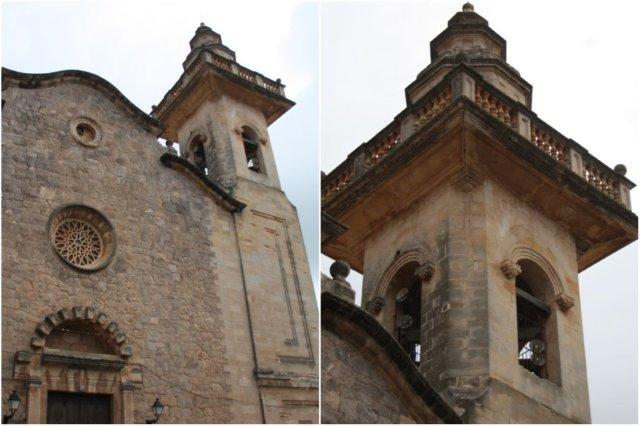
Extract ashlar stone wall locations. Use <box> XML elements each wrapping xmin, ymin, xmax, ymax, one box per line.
<box><xmin>358</xmin><ymin>176</ymin><xmax>590</xmax><ymax>423</ymax></box>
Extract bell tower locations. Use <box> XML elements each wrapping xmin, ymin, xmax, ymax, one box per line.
<box><xmin>155</xmin><ymin>24</ymin><xmax>318</xmax><ymax>423</ymax></box>
<box><xmin>153</xmin><ymin>23</ymin><xmax>293</xmax><ymax>191</ymax></box>
<box><xmin>321</xmin><ymin>3</ymin><xmax>637</xmax><ymax>423</ymax></box>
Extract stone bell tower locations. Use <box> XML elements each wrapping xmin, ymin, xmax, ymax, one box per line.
<box><xmin>154</xmin><ymin>24</ymin><xmax>318</xmax><ymax>423</ymax></box>
<box><xmin>153</xmin><ymin>23</ymin><xmax>293</xmax><ymax>192</ymax></box>
<box><xmin>321</xmin><ymin>3</ymin><xmax>637</xmax><ymax>423</ymax></box>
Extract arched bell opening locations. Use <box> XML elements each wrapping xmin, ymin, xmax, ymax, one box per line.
<box><xmin>515</xmin><ymin>259</ymin><xmax>561</xmax><ymax>385</ymax></box>
<box><xmin>381</xmin><ymin>261</ymin><xmax>422</xmax><ymax>364</ymax></box>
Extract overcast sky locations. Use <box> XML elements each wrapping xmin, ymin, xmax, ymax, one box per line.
<box><xmin>320</xmin><ymin>1</ymin><xmax>638</xmax><ymax>423</ymax></box>
<box><xmin>2</xmin><ymin>1</ymin><xmax>319</xmax><ymax>290</ymax></box>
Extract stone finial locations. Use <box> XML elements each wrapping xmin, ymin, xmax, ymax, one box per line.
<box><xmin>366</xmin><ymin>297</ymin><xmax>385</xmax><ymax>316</ymax></box>
<box><xmin>323</xmin><ymin>260</ymin><xmax>355</xmax><ymax>304</ymax></box>
<box><xmin>165</xmin><ymin>140</ymin><xmax>177</xmax><ymax>155</ymax></box>
<box><xmin>614</xmin><ymin>164</ymin><xmax>627</xmax><ymax>176</ymax></box>
<box><xmin>330</xmin><ymin>260</ymin><xmax>351</xmax><ymax>283</ymax></box>
<box><xmin>462</xmin><ymin>2</ymin><xmax>474</xmax><ymax>12</ymax></box>
<box><xmin>553</xmin><ymin>292</ymin><xmax>575</xmax><ymax>312</ymax></box>
<box><xmin>415</xmin><ymin>261</ymin><xmax>436</xmax><ymax>281</ymax></box>
<box><xmin>500</xmin><ymin>259</ymin><xmax>522</xmax><ymax>280</ymax></box>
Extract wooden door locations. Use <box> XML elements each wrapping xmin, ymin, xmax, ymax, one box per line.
<box><xmin>47</xmin><ymin>391</ymin><xmax>112</xmax><ymax>424</ymax></box>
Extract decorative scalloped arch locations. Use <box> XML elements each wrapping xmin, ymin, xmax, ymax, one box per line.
<box><xmin>373</xmin><ymin>248</ymin><xmax>432</xmax><ymax>299</ymax></box>
<box><xmin>30</xmin><ymin>306</ymin><xmax>133</xmax><ymax>358</ymax></box>
<box><xmin>508</xmin><ymin>246</ymin><xmax>564</xmax><ymax>296</ymax></box>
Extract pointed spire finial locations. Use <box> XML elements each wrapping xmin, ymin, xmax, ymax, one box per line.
<box><xmin>462</xmin><ymin>2</ymin><xmax>474</xmax><ymax>12</ymax></box>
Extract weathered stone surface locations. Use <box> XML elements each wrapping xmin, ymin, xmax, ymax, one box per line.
<box><xmin>2</xmin><ymin>23</ymin><xmax>317</xmax><ymax>424</ymax></box>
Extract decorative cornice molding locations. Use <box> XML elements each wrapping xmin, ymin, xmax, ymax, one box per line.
<box><xmin>160</xmin><ymin>153</ymin><xmax>246</xmax><ymax>213</ymax></box>
<box><xmin>2</xmin><ymin>67</ymin><xmax>164</xmax><ymax>136</ymax></box>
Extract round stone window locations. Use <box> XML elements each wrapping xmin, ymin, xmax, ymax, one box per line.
<box><xmin>48</xmin><ymin>205</ymin><xmax>116</xmax><ymax>272</ymax></box>
<box><xmin>69</xmin><ymin>117</ymin><xmax>102</xmax><ymax>147</ymax></box>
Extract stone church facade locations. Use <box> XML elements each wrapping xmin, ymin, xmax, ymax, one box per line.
<box><xmin>321</xmin><ymin>3</ymin><xmax>637</xmax><ymax>424</ymax></box>
<box><xmin>2</xmin><ymin>24</ymin><xmax>318</xmax><ymax>423</ymax></box>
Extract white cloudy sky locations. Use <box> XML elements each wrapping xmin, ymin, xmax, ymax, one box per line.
<box><xmin>320</xmin><ymin>1</ymin><xmax>638</xmax><ymax>423</ymax></box>
<box><xmin>2</xmin><ymin>1</ymin><xmax>320</xmax><ymax>290</ymax></box>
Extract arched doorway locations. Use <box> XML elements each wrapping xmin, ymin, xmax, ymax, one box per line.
<box><xmin>15</xmin><ymin>306</ymin><xmax>138</xmax><ymax>423</ymax></box>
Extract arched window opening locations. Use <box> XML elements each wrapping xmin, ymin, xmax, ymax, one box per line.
<box><xmin>515</xmin><ymin>259</ymin><xmax>560</xmax><ymax>384</ymax></box>
<box><xmin>241</xmin><ymin>127</ymin><xmax>262</xmax><ymax>173</ymax></box>
<box><xmin>382</xmin><ymin>261</ymin><xmax>422</xmax><ymax>365</ymax></box>
<box><xmin>191</xmin><ymin>138</ymin><xmax>208</xmax><ymax>175</ymax></box>
<box><xmin>395</xmin><ymin>281</ymin><xmax>421</xmax><ymax>364</ymax></box>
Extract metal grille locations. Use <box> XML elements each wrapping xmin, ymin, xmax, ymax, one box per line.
<box><xmin>395</xmin><ymin>281</ymin><xmax>421</xmax><ymax>365</ymax></box>
<box><xmin>517</xmin><ymin>296</ymin><xmax>548</xmax><ymax>378</ymax></box>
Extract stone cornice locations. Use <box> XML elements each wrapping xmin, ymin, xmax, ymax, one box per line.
<box><xmin>153</xmin><ymin>54</ymin><xmax>293</xmax><ymax>124</ymax></box>
<box><xmin>160</xmin><ymin>153</ymin><xmax>246</xmax><ymax>213</ymax></box>
<box><xmin>1</xmin><ymin>67</ymin><xmax>164</xmax><ymax>136</ymax></box>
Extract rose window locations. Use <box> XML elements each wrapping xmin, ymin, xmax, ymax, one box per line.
<box><xmin>48</xmin><ymin>205</ymin><xmax>116</xmax><ymax>271</ymax></box>
<box><xmin>54</xmin><ymin>220</ymin><xmax>103</xmax><ymax>267</ymax></box>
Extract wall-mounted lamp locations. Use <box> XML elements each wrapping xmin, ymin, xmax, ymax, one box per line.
<box><xmin>145</xmin><ymin>398</ymin><xmax>164</xmax><ymax>424</ymax></box>
<box><xmin>2</xmin><ymin>390</ymin><xmax>21</xmax><ymax>424</ymax></box>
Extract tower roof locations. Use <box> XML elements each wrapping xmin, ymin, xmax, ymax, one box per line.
<box><xmin>153</xmin><ymin>24</ymin><xmax>293</xmax><ymax>141</ymax></box>
<box><xmin>321</xmin><ymin>5</ymin><xmax>637</xmax><ymax>273</ymax></box>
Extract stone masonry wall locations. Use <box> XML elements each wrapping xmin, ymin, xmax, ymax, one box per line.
<box><xmin>360</xmin><ymin>181</ymin><xmax>490</xmax><ymax>409</ymax></box>
<box><xmin>1</xmin><ymin>82</ymin><xmax>233</xmax><ymax>423</ymax></box>
<box><xmin>172</xmin><ymin>88</ymin><xmax>319</xmax><ymax>422</ymax></box>
<box><xmin>322</xmin><ymin>329</ymin><xmax>424</xmax><ymax>424</ymax></box>
<box><xmin>482</xmin><ymin>180</ymin><xmax>590</xmax><ymax>423</ymax></box>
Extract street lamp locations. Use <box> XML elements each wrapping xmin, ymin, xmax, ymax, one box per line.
<box><xmin>2</xmin><ymin>390</ymin><xmax>21</xmax><ymax>424</ymax></box>
<box><xmin>146</xmin><ymin>398</ymin><xmax>164</xmax><ymax>424</ymax></box>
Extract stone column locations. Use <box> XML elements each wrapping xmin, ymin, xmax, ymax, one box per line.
<box><xmin>516</xmin><ymin>111</ymin><xmax>531</xmax><ymax>141</ymax></box>
<box><xmin>26</xmin><ymin>377</ymin><xmax>42</xmax><ymax>424</ymax></box>
<box><xmin>451</xmin><ymin>72</ymin><xmax>475</xmax><ymax>100</ymax></box>
<box><xmin>569</xmin><ymin>148</ymin><xmax>584</xmax><ymax>177</ymax></box>
<box><xmin>122</xmin><ymin>383</ymin><xmax>135</xmax><ymax>424</ymax></box>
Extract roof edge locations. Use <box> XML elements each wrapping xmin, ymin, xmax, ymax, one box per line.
<box><xmin>322</xmin><ymin>292</ymin><xmax>463</xmax><ymax>424</ymax></box>
<box><xmin>2</xmin><ymin>67</ymin><xmax>165</xmax><ymax>136</ymax></box>
<box><xmin>159</xmin><ymin>153</ymin><xmax>246</xmax><ymax>213</ymax></box>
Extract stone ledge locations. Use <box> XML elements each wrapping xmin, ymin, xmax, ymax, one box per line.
<box><xmin>160</xmin><ymin>153</ymin><xmax>246</xmax><ymax>213</ymax></box>
<box><xmin>42</xmin><ymin>348</ymin><xmax>126</xmax><ymax>370</ymax></box>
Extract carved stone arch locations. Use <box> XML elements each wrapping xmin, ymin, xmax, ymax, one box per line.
<box><xmin>30</xmin><ymin>305</ymin><xmax>133</xmax><ymax>358</ymax></box>
<box><xmin>236</xmin><ymin>123</ymin><xmax>267</xmax><ymax>145</ymax></box>
<box><xmin>504</xmin><ymin>245</ymin><xmax>574</xmax><ymax>311</ymax></box>
<box><xmin>508</xmin><ymin>246</ymin><xmax>563</xmax><ymax>296</ymax></box>
<box><xmin>366</xmin><ymin>247</ymin><xmax>436</xmax><ymax>317</ymax></box>
<box><xmin>15</xmin><ymin>306</ymin><xmax>139</xmax><ymax>423</ymax></box>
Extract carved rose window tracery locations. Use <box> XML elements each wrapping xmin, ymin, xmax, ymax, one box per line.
<box><xmin>48</xmin><ymin>205</ymin><xmax>116</xmax><ymax>272</ymax></box>
<box><xmin>54</xmin><ymin>220</ymin><xmax>103</xmax><ymax>268</ymax></box>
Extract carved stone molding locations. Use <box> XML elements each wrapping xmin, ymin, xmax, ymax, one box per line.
<box><xmin>500</xmin><ymin>259</ymin><xmax>521</xmax><ymax>280</ymax></box>
<box><xmin>552</xmin><ymin>292</ymin><xmax>575</xmax><ymax>312</ymax></box>
<box><xmin>30</xmin><ymin>305</ymin><xmax>133</xmax><ymax>358</ymax></box>
<box><xmin>366</xmin><ymin>297</ymin><xmax>385</xmax><ymax>316</ymax></box>
<box><xmin>415</xmin><ymin>261</ymin><xmax>436</xmax><ymax>281</ymax></box>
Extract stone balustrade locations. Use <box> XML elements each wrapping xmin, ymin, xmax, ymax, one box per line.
<box><xmin>322</xmin><ymin>167</ymin><xmax>354</xmax><ymax>201</ymax></box>
<box><xmin>366</xmin><ymin>128</ymin><xmax>401</xmax><ymax>167</ymax></box>
<box><xmin>155</xmin><ymin>52</ymin><xmax>286</xmax><ymax>117</ymax></box>
<box><xmin>531</xmin><ymin>125</ymin><xmax>569</xmax><ymax>166</ymax></box>
<box><xmin>474</xmin><ymin>85</ymin><xmax>514</xmax><ymax>128</ymax></box>
<box><xmin>321</xmin><ymin>67</ymin><xmax>633</xmax><ymax>210</ymax></box>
